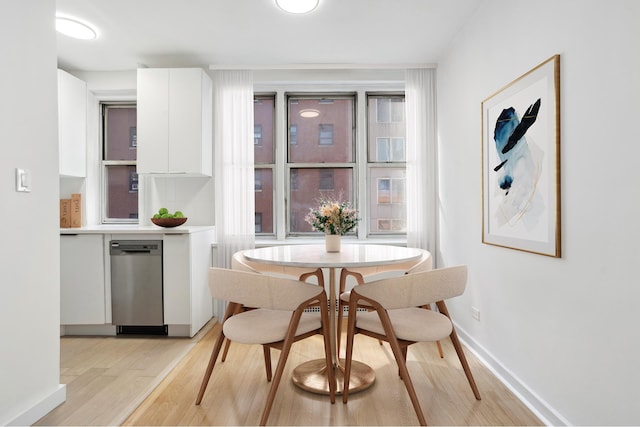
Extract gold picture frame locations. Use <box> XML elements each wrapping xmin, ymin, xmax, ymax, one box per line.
<box><xmin>481</xmin><ymin>55</ymin><xmax>561</xmax><ymax>257</ymax></box>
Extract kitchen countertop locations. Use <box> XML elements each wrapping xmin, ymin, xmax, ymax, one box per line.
<box><xmin>60</xmin><ymin>224</ymin><xmax>215</xmax><ymax>235</ymax></box>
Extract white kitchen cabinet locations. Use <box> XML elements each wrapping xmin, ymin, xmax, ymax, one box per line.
<box><xmin>163</xmin><ymin>229</ymin><xmax>215</xmax><ymax>337</ymax></box>
<box><xmin>57</xmin><ymin>69</ymin><xmax>87</xmax><ymax>177</ymax></box>
<box><xmin>60</xmin><ymin>227</ymin><xmax>214</xmax><ymax>337</ymax></box>
<box><xmin>60</xmin><ymin>234</ymin><xmax>105</xmax><ymax>324</ymax></box>
<box><xmin>137</xmin><ymin>68</ymin><xmax>212</xmax><ymax>176</ymax></box>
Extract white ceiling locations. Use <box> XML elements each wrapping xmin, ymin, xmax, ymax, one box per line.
<box><xmin>56</xmin><ymin>0</ymin><xmax>481</xmax><ymax>72</ymax></box>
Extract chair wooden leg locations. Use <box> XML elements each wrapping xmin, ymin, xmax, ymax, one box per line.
<box><xmin>337</xmin><ymin>300</ymin><xmax>344</xmax><ymax>353</ymax></box>
<box><xmin>221</xmin><ymin>304</ymin><xmax>246</xmax><ymax>363</ymax></box>
<box><xmin>342</xmin><ymin>300</ymin><xmax>358</xmax><ymax>404</ymax></box>
<box><xmin>436</xmin><ymin>301</ymin><xmax>481</xmax><ymax>400</ymax></box>
<box><xmin>398</xmin><ymin>345</ymin><xmax>408</xmax><ymax>378</ymax></box>
<box><xmin>259</xmin><ymin>309</ymin><xmax>305</xmax><ymax>426</ymax></box>
<box><xmin>318</xmin><ymin>296</ymin><xmax>336</xmax><ymax>402</ymax></box>
<box><xmin>377</xmin><ymin>310</ymin><xmax>426</xmax><ymax>426</ymax></box>
<box><xmin>263</xmin><ymin>345</ymin><xmax>272</xmax><ymax>382</ymax></box>
<box><xmin>435</xmin><ymin>340</ymin><xmax>444</xmax><ymax>358</ymax></box>
<box><xmin>221</xmin><ymin>337</ymin><xmax>232</xmax><ymax>362</ymax></box>
<box><xmin>195</xmin><ymin>304</ymin><xmax>236</xmax><ymax>405</ymax></box>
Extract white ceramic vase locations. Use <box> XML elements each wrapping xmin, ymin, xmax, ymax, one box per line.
<box><xmin>325</xmin><ymin>234</ymin><xmax>341</xmax><ymax>253</ymax></box>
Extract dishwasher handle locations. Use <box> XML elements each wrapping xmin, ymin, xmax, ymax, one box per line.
<box><xmin>110</xmin><ymin>240</ymin><xmax>162</xmax><ymax>256</ymax></box>
<box><xmin>117</xmin><ymin>248</ymin><xmax>154</xmax><ymax>255</ymax></box>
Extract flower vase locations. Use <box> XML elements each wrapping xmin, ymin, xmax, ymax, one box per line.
<box><xmin>325</xmin><ymin>234</ymin><xmax>341</xmax><ymax>253</ymax></box>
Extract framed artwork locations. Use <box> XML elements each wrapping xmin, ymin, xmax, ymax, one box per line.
<box><xmin>481</xmin><ymin>55</ymin><xmax>561</xmax><ymax>257</ymax></box>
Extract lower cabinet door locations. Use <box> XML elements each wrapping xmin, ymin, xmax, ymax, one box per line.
<box><xmin>60</xmin><ymin>234</ymin><xmax>106</xmax><ymax>324</ymax></box>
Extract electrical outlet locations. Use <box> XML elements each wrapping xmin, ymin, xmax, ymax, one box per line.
<box><xmin>471</xmin><ymin>306</ymin><xmax>480</xmax><ymax>322</ymax></box>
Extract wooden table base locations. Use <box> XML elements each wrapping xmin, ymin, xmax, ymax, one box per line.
<box><xmin>291</xmin><ymin>358</ymin><xmax>375</xmax><ymax>395</ymax></box>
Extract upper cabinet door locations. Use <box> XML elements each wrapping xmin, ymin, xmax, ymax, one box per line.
<box><xmin>137</xmin><ymin>68</ymin><xmax>212</xmax><ymax>176</ymax></box>
<box><xmin>137</xmin><ymin>68</ymin><xmax>170</xmax><ymax>173</ymax></box>
<box><xmin>58</xmin><ymin>69</ymin><xmax>87</xmax><ymax>177</ymax></box>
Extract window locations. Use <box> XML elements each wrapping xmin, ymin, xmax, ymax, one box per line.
<box><xmin>376</xmin><ymin>137</ymin><xmax>406</xmax><ymax>162</ymax></box>
<box><xmin>254</xmin><ymin>124</ymin><xmax>263</xmax><ymax>146</ymax></box>
<box><xmin>318</xmin><ymin>124</ymin><xmax>334</xmax><ymax>145</ymax></box>
<box><xmin>253</xmin><ymin>92</ymin><xmax>405</xmax><ymax>238</ymax></box>
<box><xmin>255</xmin><ymin>213</ymin><xmax>263</xmax><ymax>233</ymax></box>
<box><xmin>319</xmin><ymin>169</ymin><xmax>334</xmax><ymax>190</ymax></box>
<box><xmin>255</xmin><ymin>169</ymin><xmax>263</xmax><ymax>191</ymax></box>
<box><xmin>253</xmin><ymin>95</ymin><xmax>275</xmax><ymax>234</ymax></box>
<box><xmin>368</xmin><ymin>94</ymin><xmax>406</xmax><ymax>234</ymax></box>
<box><xmin>101</xmin><ymin>103</ymin><xmax>138</xmax><ymax>222</ymax></box>
<box><xmin>376</xmin><ymin>177</ymin><xmax>405</xmax><ymax>204</ymax></box>
<box><xmin>288</xmin><ymin>94</ymin><xmax>355</xmax><ymax>234</ymax></box>
<box><xmin>376</xmin><ymin>97</ymin><xmax>405</xmax><ymax>123</ymax></box>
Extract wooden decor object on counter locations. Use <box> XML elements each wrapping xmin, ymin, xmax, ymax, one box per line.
<box><xmin>60</xmin><ymin>199</ymin><xmax>71</xmax><ymax>228</ymax></box>
<box><xmin>71</xmin><ymin>193</ymin><xmax>82</xmax><ymax>228</ymax></box>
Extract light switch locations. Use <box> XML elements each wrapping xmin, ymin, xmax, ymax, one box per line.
<box><xmin>15</xmin><ymin>168</ymin><xmax>31</xmax><ymax>192</ymax></box>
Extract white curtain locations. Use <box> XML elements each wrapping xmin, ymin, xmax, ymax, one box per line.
<box><xmin>405</xmin><ymin>68</ymin><xmax>438</xmax><ymax>264</ymax></box>
<box><xmin>213</xmin><ymin>70</ymin><xmax>255</xmax><ymax>273</ymax></box>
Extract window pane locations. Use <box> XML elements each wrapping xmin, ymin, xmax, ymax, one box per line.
<box><xmin>105</xmin><ymin>106</ymin><xmax>137</xmax><ymax>161</ymax></box>
<box><xmin>254</xmin><ymin>168</ymin><xmax>273</xmax><ymax>234</ymax></box>
<box><xmin>376</xmin><ymin>138</ymin><xmax>390</xmax><ymax>162</ymax></box>
<box><xmin>289</xmin><ymin>168</ymin><xmax>353</xmax><ymax>233</ymax></box>
<box><xmin>368</xmin><ymin>95</ymin><xmax>406</xmax><ymax>163</ymax></box>
<box><xmin>319</xmin><ymin>124</ymin><xmax>334</xmax><ymax>145</ymax></box>
<box><xmin>254</xmin><ymin>96</ymin><xmax>274</xmax><ymax>164</ymax></box>
<box><xmin>369</xmin><ymin>167</ymin><xmax>406</xmax><ymax>233</ymax></box>
<box><xmin>376</xmin><ymin>98</ymin><xmax>390</xmax><ymax>123</ymax></box>
<box><xmin>106</xmin><ymin>165</ymin><xmax>138</xmax><ymax>219</ymax></box>
<box><xmin>288</xmin><ymin>96</ymin><xmax>354</xmax><ymax>163</ymax></box>
<box><xmin>255</xmin><ymin>213</ymin><xmax>263</xmax><ymax>233</ymax></box>
<box><xmin>254</xmin><ymin>124</ymin><xmax>263</xmax><ymax>146</ymax></box>
<box><xmin>319</xmin><ymin>170</ymin><xmax>334</xmax><ymax>190</ymax></box>
<box><xmin>391</xmin><ymin>137</ymin><xmax>405</xmax><ymax>161</ymax></box>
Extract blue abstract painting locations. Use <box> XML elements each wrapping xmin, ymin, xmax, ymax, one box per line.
<box><xmin>491</xmin><ymin>98</ymin><xmax>544</xmax><ymax>229</ymax></box>
<box><xmin>482</xmin><ymin>55</ymin><xmax>560</xmax><ymax>257</ymax></box>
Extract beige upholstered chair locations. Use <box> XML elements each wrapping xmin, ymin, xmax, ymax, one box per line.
<box><xmin>196</xmin><ymin>268</ymin><xmax>336</xmax><ymax>426</ymax></box>
<box><xmin>342</xmin><ymin>266</ymin><xmax>481</xmax><ymax>426</ymax></box>
<box><xmin>220</xmin><ymin>250</ymin><xmax>325</xmax><ymax>363</ymax></box>
<box><xmin>233</xmin><ymin>249</ymin><xmax>325</xmax><ymax>285</ymax></box>
<box><xmin>336</xmin><ymin>249</ymin><xmax>438</xmax><ymax>354</ymax></box>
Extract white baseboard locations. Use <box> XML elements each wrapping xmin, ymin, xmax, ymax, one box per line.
<box><xmin>454</xmin><ymin>323</ymin><xmax>570</xmax><ymax>426</ymax></box>
<box><xmin>5</xmin><ymin>384</ymin><xmax>66</xmax><ymax>426</ymax></box>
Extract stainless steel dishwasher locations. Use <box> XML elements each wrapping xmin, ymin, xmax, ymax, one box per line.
<box><xmin>110</xmin><ymin>240</ymin><xmax>166</xmax><ymax>335</ymax></box>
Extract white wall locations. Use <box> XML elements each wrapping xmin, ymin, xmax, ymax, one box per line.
<box><xmin>437</xmin><ymin>0</ymin><xmax>640</xmax><ymax>424</ymax></box>
<box><xmin>0</xmin><ymin>0</ymin><xmax>66</xmax><ymax>424</ymax></box>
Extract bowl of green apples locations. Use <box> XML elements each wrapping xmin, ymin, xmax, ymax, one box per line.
<box><xmin>151</xmin><ymin>208</ymin><xmax>187</xmax><ymax>228</ymax></box>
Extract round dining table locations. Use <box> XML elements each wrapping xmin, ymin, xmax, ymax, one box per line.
<box><xmin>242</xmin><ymin>243</ymin><xmax>425</xmax><ymax>395</ymax></box>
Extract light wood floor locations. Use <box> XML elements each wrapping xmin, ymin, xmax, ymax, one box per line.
<box><xmin>123</xmin><ymin>322</ymin><xmax>544</xmax><ymax>426</ymax></box>
<box><xmin>35</xmin><ymin>322</ymin><xmax>213</xmax><ymax>426</ymax></box>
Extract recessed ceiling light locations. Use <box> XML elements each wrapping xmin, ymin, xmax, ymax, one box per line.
<box><xmin>56</xmin><ymin>16</ymin><xmax>97</xmax><ymax>40</ymax></box>
<box><xmin>299</xmin><ymin>109</ymin><xmax>320</xmax><ymax>118</ymax></box>
<box><xmin>276</xmin><ymin>0</ymin><xmax>319</xmax><ymax>14</ymax></box>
